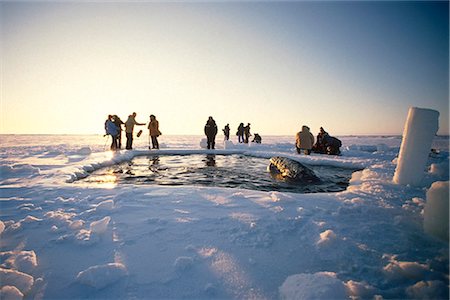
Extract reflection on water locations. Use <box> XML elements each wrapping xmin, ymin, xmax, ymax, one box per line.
<box><xmin>78</xmin><ymin>154</ymin><xmax>359</xmax><ymax>193</ymax></box>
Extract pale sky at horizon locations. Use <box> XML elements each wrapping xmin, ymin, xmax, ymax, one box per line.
<box><xmin>1</xmin><ymin>1</ymin><xmax>449</xmax><ymax>136</ymax></box>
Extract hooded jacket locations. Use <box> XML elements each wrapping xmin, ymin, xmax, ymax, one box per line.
<box><xmin>296</xmin><ymin>126</ymin><xmax>315</xmax><ymax>150</ymax></box>
<box><xmin>204</xmin><ymin>118</ymin><xmax>218</xmax><ymax>137</ymax></box>
<box><xmin>148</xmin><ymin>118</ymin><xmax>161</xmax><ymax>137</ymax></box>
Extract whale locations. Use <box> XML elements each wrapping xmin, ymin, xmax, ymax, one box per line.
<box><xmin>268</xmin><ymin>156</ymin><xmax>321</xmax><ymax>183</ymax></box>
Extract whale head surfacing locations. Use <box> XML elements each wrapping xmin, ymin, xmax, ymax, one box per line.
<box><xmin>268</xmin><ymin>156</ymin><xmax>320</xmax><ymax>183</ymax></box>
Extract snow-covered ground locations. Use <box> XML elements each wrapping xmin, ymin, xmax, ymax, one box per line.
<box><xmin>0</xmin><ymin>134</ymin><xmax>448</xmax><ymax>299</ymax></box>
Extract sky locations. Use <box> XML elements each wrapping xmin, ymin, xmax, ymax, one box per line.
<box><xmin>1</xmin><ymin>1</ymin><xmax>448</xmax><ymax>136</ymax></box>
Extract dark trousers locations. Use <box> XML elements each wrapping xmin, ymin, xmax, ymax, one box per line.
<box><xmin>296</xmin><ymin>147</ymin><xmax>311</xmax><ymax>155</ymax></box>
<box><xmin>110</xmin><ymin>135</ymin><xmax>118</xmax><ymax>150</ymax></box>
<box><xmin>126</xmin><ymin>132</ymin><xmax>133</xmax><ymax>150</ymax></box>
<box><xmin>117</xmin><ymin>132</ymin><xmax>122</xmax><ymax>149</ymax></box>
<box><xmin>207</xmin><ymin>135</ymin><xmax>216</xmax><ymax>149</ymax></box>
<box><xmin>151</xmin><ymin>136</ymin><xmax>159</xmax><ymax>149</ymax></box>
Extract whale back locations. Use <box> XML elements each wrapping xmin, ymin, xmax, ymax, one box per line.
<box><xmin>269</xmin><ymin>156</ymin><xmax>320</xmax><ymax>183</ymax></box>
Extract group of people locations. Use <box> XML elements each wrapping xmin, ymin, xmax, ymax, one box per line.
<box><xmin>104</xmin><ymin>112</ymin><xmax>161</xmax><ymax>150</ymax></box>
<box><xmin>235</xmin><ymin>123</ymin><xmax>253</xmax><ymax>143</ymax></box>
<box><xmin>296</xmin><ymin>126</ymin><xmax>342</xmax><ymax>155</ymax></box>
<box><xmin>105</xmin><ymin>114</ymin><xmax>340</xmax><ymax>155</ymax></box>
<box><xmin>205</xmin><ymin>119</ymin><xmax>263</xmax><ymax>149</ymax></box>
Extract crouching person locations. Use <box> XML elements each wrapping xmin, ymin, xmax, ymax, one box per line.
<box><xmin>323</xmin><ymin>136</ymin><xmax>342</xmax><ymax>155</ymax></box>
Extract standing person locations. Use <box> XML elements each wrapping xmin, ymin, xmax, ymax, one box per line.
<box><xmin>124</xmin><ymin>112</ymin><xmax>146</xmax><ymax>150</ymax></box>
<box><xmin>223</xmin><ymin>124</ymin><xmax>230</xmax><ymax>141</ymax></box>
<box><xmin>104</xmin><ymin>115</ymin><xmax>119</xmax><ymax>150</ymax></box>
<box><xmin>148</xmin><ymin>114</ymin><xmax>162</xmax><ymax>149</ymax></box>
<box><xmin>244</xmin><ymin>123</ymin><xmax>251</xmax><ymax>143</ymax></box>
<box><xmin>112</xmin><ymin>115</ymin><xmax>124</xmax><ymax>149</ymax></box>
<box><xmin>296</xmin><ymin>125</ymin><xmax>315</xmax><ymax>155</ymax></box>
<box><xmin>237</xmin><ymin>123</ymin><xmax>244</xmax><ymax>143</ymax></box>
<box><xmin>204</xmin><ymin>116</ymin><xmax>218</xmax><ymax>150</ymax></box>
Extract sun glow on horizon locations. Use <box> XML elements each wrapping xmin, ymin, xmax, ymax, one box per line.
<box><xmin>1</xmin><ymin>2</ymin><xmax>448</xmax><ymax>136</ymax></box>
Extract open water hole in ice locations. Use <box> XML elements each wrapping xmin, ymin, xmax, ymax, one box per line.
<box><xmin>79</xmin><ymin>154</ymin><xmax>359</xmax><ymax>193</ymax></box>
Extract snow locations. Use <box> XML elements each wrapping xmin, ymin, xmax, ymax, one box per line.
<box><xmin>393</xmin><ymin>107</ymin><xmax>440</xmax><ymax>185</ymax></box>
<box><xmin>76</xmin><ymin>263</ymin><xmax>127</xmax><ymax>289</ymax></box>
<box><xmin>423</xmin><ymin>181</ymin><xmax>449</xmax><ymax>241</ymax></box>
<box><xmin>0</xmin><ymin>134</ymin><xmax>448</xmax><ymax>299</ymax></box>
<box><xmin>279</xmin><ymin>272</ymin><xmax>347</xmax><ymax>300</ymax></box>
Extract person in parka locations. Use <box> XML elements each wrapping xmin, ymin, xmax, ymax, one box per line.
<box><xmin>124</xmin><ymin>112</ymin><xmax>145</xmax><ymax>150</ymax></box>
<box><xmin>236</xmin><ymin>123</ymin><xmax>244</xmax><ymax>143</ymax></box>
<box><xmin>323</xmin><ymin>135</ymin><xmax>342</xmax><ymax>155</ymax></box>
<box><xmin>148</xmin><ymin>114</ymin><xmax>162</xmax><ymax>149</ymax></box>
<box><xmin>204</xmin><ymin>116</ymin><xmax>218</xmax><ymax>150</ymax></box>
<box><xmin>112</xmin><ymin>115</ymin><xmax>124</xmax><ymax>149</ymax></box>
<box><xmin>105</xmin><ymin>115</ymin><xmax>119</xmax><ymax>150</ymax></box>
<box><xmin>295</xmin><ymin>125</ymin><xmax>315</xmax><ymax>155</ymax></box>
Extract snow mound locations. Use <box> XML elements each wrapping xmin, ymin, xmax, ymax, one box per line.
<box><xmin>0</xmin><ymin>285</ymin><xmax>24</xmax><ymax>300</ymax></box>
<box><xmin>383</xmin><ymin>258</ymin><xmax>429</xmax><ymax>280</ymax></box>
<box><xmin>223</xmin><ymin>140</ymin><xmax>234</xmax><ymax>149</ymax></box>
<box><xmin>345</xmin><ymin>280</ymin><xmax>376</xmax><ymax>299</ymax></box>
<box><xmin>317</xmin><ymin>229</ymin><xmax>337</xmax><ymax>246</ymax></box>
<box><xmin>429</xmin><ymin>162</ymin><xmax>449</xmax><ymax>177</ymax></box>
<box><xmin>90</xmin><ymin>216</ymin><xmax>111</xmax><ymax>234</ymax></box>
<box><xmin>199</xmin><ymin>138</ymin><xmax>207</xmax><ymax>149</ymax></box>
<box><xmin>76</xmin><ymin>147</ymin><xmax>92</xmax><ymax>156</ymax></box>
<box><xmin>0</xmin><ymin>164</ymin><xmax>40</xmax><ymax>180</ymax></box>
<box><xmin>0</xmin><ymin>220</ymin><xmax>5</xmax><ymax>235</ymax></box>
<box><xmin>423</xmin><ymin>181</ymin><xmax>449</xmax><ymax>241</ymax></box>
<box><xmin>406</xmin><ymin>280</ymin><xmax>448</xmax><ymax>299</ymax></box>
<box><xmin>279</xmin><ymin>272</ymin><xmax>347</xmax><ymax>299</ymax></box>
<box><xmin>95</xmin><ymin>200</ymin><xmax>115</xmax><ymax>211</ymax></box>
<box><xmin>76</xmin><ymin>263</ymin><xmax>127</xmax><ymax>289</ymax></box>
<box><xmin>1</xmin><ymin>251</ymin><xmax>38</xmax><ymax>274</ymax></box>
<box><xmin>0</xmin><ymin>268</ymin><xmax>34</xmax><ymax>294</ymax></box>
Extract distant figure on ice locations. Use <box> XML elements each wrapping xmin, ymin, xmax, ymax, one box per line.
<box><xmin>148</xmin><ymin>114</ymin><xmax>162</xmax><ymax>150</ymax></box>
<box><xmin>296</xmin><ymin>125</ymin><xmax>314</xmax><ymax>155</ymax></box>
<box><xmin>204</xmin><ymin>116</ymin><xmax>218</xmax><ymax>149</ymax></box>
<box><xmin>312</xmin><ymin>127</ymin><xmax>329</xmax><ymax>154</ymax></box>
<box><xmin>223</xmin><ymin>124</ymin><xmax>230</xmax><ymax>141</ymax></box>
<box><xmin>104</xmin><ymin>115</ymin><xmax>119</xmax><ymax>150</ymax></box>
<box><xmin>125</xmin><ymin>112</ymin><xmax>146</xmax><ymax>150</ymax></box>
<box><xmin>113</xmin><ymin>115</ymin><xmax>124</xmax><ymax>149</ymax></box>
<box><xmin>237</xmin><ymin>123</ymin><xmax>245</xmax><ymax>143</ymax></box>
<box><xmin>244</xmin><ymin>123</ymin><xmax>251</xmax><ymax>143</ymax></box>
<box><xmin>252</xmin><ymin>133</ymin><xmax>262</xmax><ymax>144</ymax></box>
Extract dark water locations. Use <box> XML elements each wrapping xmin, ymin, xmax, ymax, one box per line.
<box><xmin>80</xmin><ymin>154</ymin><xmax>359</xmax><ymax>193</ymax></box>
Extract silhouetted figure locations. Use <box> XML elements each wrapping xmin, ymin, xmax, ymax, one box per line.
<box><xmin>205</xmin><ymin>154</ymin><xmax>216</xmax><ymax>167</ymax></box>
<box><xmin>296</xmin><ymin>125</ymin><xmax>314</xmax><ymax>155</ymax></box>
<box><xmin>252</xmin><ymin>133</ymin><xmax>262</xmax><ymax>144</ymax></box>
<box><xmin>105</xmin><ymin>115</ymin><xmax>119</xmax><ymax>150</ymax></box>
<box><xmin>244</xmin><ymin>123</ymin><xmax>251</xmax><ymax>143</ymax></box>
<box><xmin>312</xmin><ymin>127</ymin><xmax>329</xmax><ymax>154</ymax></box>
<box><xmin>223</xmin><ymin>124</ymin><xmax>230</xmax><ymax>141</ymax></box>
<box><xmin>323</xmin><ymin>135</ymin><xmax>342</xmax><ymax>155</ymax></box>
<box><xmin>237</xmin><ymin>123</ymin><xmax>244</xmax><ymax>143</ymax></box>
<box><xmin>148</xmin><ymin>114</ymin><xmax>162</xmax><ymax>149</ymax></box>
<box><xmin>204</xmin><ymin>116</ymin><xmax>218</xmax><ymax>149</ymax></box>
<box><xmin>125</xmin><ymin>112</ymin><xmax>145</xmax><ymax>150</ymax></box>
<box><xmin>113</xmin><ymin>115</ymin><xmax>124</xmax><ymax>149</ymax></box>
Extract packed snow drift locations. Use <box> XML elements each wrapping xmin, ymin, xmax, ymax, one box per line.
<box><xmin>0</xmin><ymin>134</ymin><xmax>448</xmax><ymax>299</ymax></box>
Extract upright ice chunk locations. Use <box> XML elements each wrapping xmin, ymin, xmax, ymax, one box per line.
<box><xmin>423</xmin><ymin>181</ymin><xmax>449</xmax><ymax>241</ymax></box>
<box><xmin>393</xmin><ymin>107</ymin><xmax>439</xmax><ymax>186</ymax></box>
<box><xmin>90</xmin><ymin>216</ymin><xmax>111</xmax><ymax>234</ymax></box>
